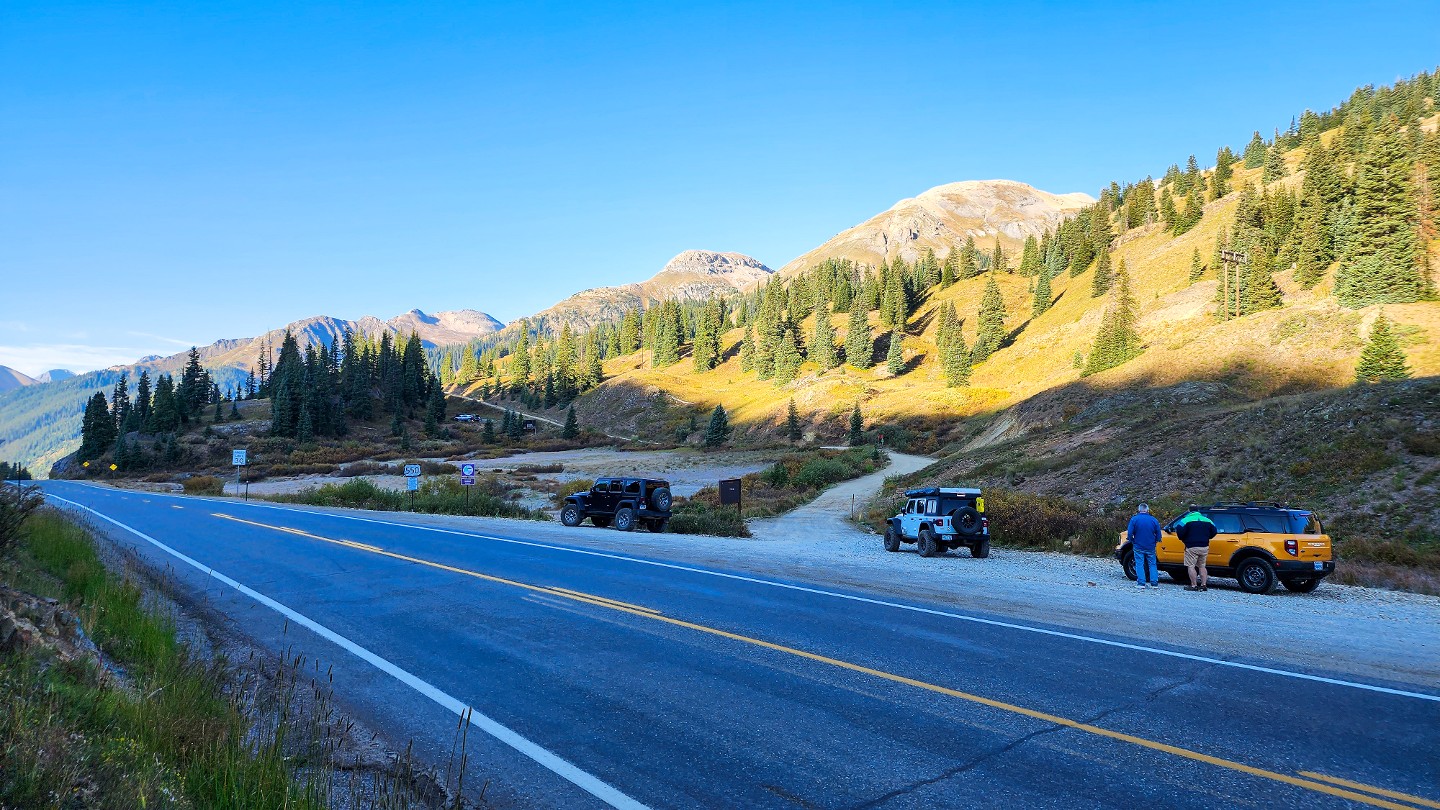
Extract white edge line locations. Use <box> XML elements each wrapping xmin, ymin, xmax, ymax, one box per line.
<box><xmin>43</xmin><ymin>492</ymin><xmax>649</xmax><ymax>810</ymax></box>
<box><xmin>46</xmin><ymin>482</ymin><xmax>1440</xmax><ymax>704</ymax></box>
<box><xmin>214</xmin><ymin>493</ymin><xmax>1440</xmax><ymax>704</ymax></box>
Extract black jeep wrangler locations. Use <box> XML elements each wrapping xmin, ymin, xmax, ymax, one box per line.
<box><xmin>561</xmin><ymin>477</ymin><xmax>672</xmax><ymax>533</ymax></box>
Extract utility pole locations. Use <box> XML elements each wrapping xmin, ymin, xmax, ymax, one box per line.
<box><xmin>1219</xmin><ymin>249</ymin><xmax>1249</xmax><ymax>320</ymax></box>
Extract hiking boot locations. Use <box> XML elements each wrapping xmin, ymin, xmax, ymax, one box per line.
<box><xmin>1184</xmin><ymin>585</ymin><xmax>1200</xmax><ymax>591</ymax></box>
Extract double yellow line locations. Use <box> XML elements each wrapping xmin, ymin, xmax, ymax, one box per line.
<box><xmin>212</xmin><ymin>512</ymin><xmax>1436</xmax><ymax>810</ymax></box>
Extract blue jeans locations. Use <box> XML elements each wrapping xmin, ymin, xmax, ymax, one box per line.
<box><xmin>1134</xmin><ymin>548</ymin><xmax>1159</xmax><ymax>585</ymax></box>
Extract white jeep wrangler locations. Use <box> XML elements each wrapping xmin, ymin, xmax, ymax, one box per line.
<box><xmin>884</xmin><ymin>487</ymin><xmax>990</xmax><ymax>558</ymax></box>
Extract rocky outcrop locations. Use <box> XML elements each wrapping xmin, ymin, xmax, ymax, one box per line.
<box><xmin>0</xmin><ymin>585</ymin><xmax>103</xmax><ymax>669</ymax></box>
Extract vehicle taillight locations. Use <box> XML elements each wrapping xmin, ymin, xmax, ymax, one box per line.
<box><xmin>982</xmin><ymin>517</ymin><xmax>989</xmax><ymax>532</ymax></box>
<box><xmin>1285</xmin><ymin>539</ymin><xmax>1298</xmax><ymax>557</ymax></box>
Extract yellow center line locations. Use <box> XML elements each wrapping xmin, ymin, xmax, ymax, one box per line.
<box><xmin>1299</xmin><ymin>772</ymin><xmax>1440</xmax><ymax>809</ymax></box>
<box><xmin>548</xmin><ymin>586</ymin><xmax>662</xmax><ymax>615</ymax></box>
<box><xmin>211</xmin><ymin>512</ymin><xmax>1425</xmax><ymax>810</ymax></box>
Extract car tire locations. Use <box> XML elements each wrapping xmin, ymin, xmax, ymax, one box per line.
<box><xmin>1281</xmin><ymin>577</ymin><xmax>1321</xmax><ymax>593</ymax></box>
<box><xmin>971</xmin><ymin>538</ymin><xmax>990</xmax><ymax>559</ymax></box>
<box><xmin>1236</xmin><ymin>556</ymin><xmax>1278</xmax><ymax>594</ymax></box>
<box><xmin>614</xmin><ymin>507</ymin><xmax>636</xmax><ymax>532</ymax></box>
<box><xmin>1120</xmin><ymin>548</ymin><xmax>1137</xmax><ymax>581</ymax></box>
<box><xmin>591</xmin><ymin>516</ymin><xmax>611</xmax><ymax>528</ymax></box>
<box><xmin>951</xmin><ymin>506</ymin><xmax>983</xmax><ymax>537</ymax></box>
<box><xmin>649</xmin><ymin>487</ymin><xmax>672</xmax><ymax>511</ymax></box>
<box><xmin>560</xmin><ymin>506</ymin><xmax>582</xmax><ymax>527</ymax></box>
<box><xmin>883</xmin><ymin>525</ymin><xmax>901</xmax><ymax>552</ymax></box>
<box><xmin>918</xmin><ymin>527</ymin><xmax>938</xmax><ymax>558</ymax></box>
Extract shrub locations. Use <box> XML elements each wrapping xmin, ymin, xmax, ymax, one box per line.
<box><xmin>182</xmin><ymin>475</ymin><xmax>225</xmax><ymax>496</ymax></box>
<box><xmin>336</xmin><ymin>461</ymin><xmax>402</xmax><ymax>477</ymax></box>
<box><xmin>556</xmin><ymin>479</ymin><xmax>593</xmax><ymax>507</ymax></box>
<box><xmin>268</xmin><ymin>476</ymin><xmax>543</xmax><ymax>520</ymax></box>
<box><xmin>668</xmin><ymin>500</ymin><xmax>750</xmax><ymax>537</ymax></box>
<box><xmin>983</xmin><ymin>489</ymin><xmax>1126</xmax><ymax>556</ymax></box>
<box><xmin>792</xmin><ymin>458</ymin><xmax>852</xmax><ymax>490</ymax></box>
<box><xmin>1403</xmin><ymin>432</ymin><xmax>1440</xmax><ymax>457</ymax></box>
<box><xmin>515</xmin><ymin>463</ymin><xmax>564</xmax><ymax>474</ymax></box>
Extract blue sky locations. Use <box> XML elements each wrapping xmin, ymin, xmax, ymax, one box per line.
<box><xmin>2</xmin><ymin>1</ymin><xmax>1438</xmax><ymax>376</ymax></box>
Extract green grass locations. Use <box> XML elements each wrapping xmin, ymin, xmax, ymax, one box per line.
<box><xmin>1</xmin><ymin>511</ymin><xmax>330</xmax><ymax>809</ymax></box>
<box><xmin>267</xmin><ymin>475</ymin><xmax>547</xmax><ymax>520</ymax></box>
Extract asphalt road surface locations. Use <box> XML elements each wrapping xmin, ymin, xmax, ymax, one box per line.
<box><xmin>35</xmin><ymin>481</ymin><xmax>1440</xmax><ymax>809</ymax></box>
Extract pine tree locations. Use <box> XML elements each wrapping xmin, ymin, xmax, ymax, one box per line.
<box><xmin>772</xmin><ymin>325</ymin><xmax>802</xmax><ymax>385</ymax></box>
<box><xmin>1083</xmin><ymin>258</ymin><xmax>1143</xmax><ymax>376</ymax></box>
<box><xmin>1032</xmin><ymin>268</ymin><xmax>1053</xmax><ymax>317</ymax></box>
<box><xmin>957</xmin><ymin>237</ymin><xmax>980</xmax><ymax>280</ymax></box>
<box><xmin>941</xmin><ymin>327</ymin><xmax>971</xmax><ymax>388</ymax></box>
<box><xmin>1018</xmin><ymin>236</ymin><xmax>1041</xmax><ymax>276</ymax></box>
<box><xmin>1292</xmin><ymin>189</ymin><xmax>1331</xmax><ymax>289</ymax></box>
<box><xmin>1355</xmin><ymin>314</ymin><xmax>1411</xmax><ymax>382</ymax></box>
<box><xmin>1262</xmin><ymin>144</ymin><xmax>1287</xmax><ymax>183</ymax></box>
<box><xmin>1212</xmin><ymin>146</ymin><xmax>1236</xmax><ymax>200</ymax></box>
<box><xmin>848</xmin><ymin>403</ymin><xmax>864</xmax><ymax>446</ymax></box>
<box><xmin>1174</xmin><ymin>187</ymin><xmax>1204</xmax><ymax>235</ymax></box>
<box><xmin>1091</xmin><ymin>249</ymin><xmax>1113</xmax><ymax>297</ymax></box>
<box><xmin>1188</xmin><ymin>249</ymin><xmax>1205</xmax><ymax>282</ymax></box>
<box><xmin>230</xmin><ymin>399</ymin><xmax>241</xmax><ymax>420</ymax></box>
<box><xmin>562</xmin><ymin>406</ymin><xmax>579</xmax><ymax>439</ymax></box>
<box><xmin>1244</xmin><ymin>253</ymin><xmax>1284</xmax><ymax>313</ymax></box>
<box><xmin>990</xmin><ymin>241</ymin><xmax>1008</xmax><ymax>274</ymax></box>
<box><xmin>1335</xmin><ymin>116</ymin><xmax>1435</xmax><ymax>307</ymax></box>
<box><xmin>811</xmin><ymin>306</ymin><xmax>837</xmax><ymax>370</ymax></box>
<box><xmin>739</xmin><ymin>324</ymin><xmax>756</xmax><ymax>372</ymax></box>
<box><xmin>844</xmin><ymin>296</ymin><xmax>874</xmax><ymax>369</ymax></box>
<box><xmin>971</xmin><ymin>275</ymin><xmax>1007</xmax><ymax>364</ymax></box>
<box><xmin>785</xmin><ymin>399</ymin><xmax>803</xmax><ymax>442</ymax></box>
<box><xmin>703</xmin><ymin>405</ymin><xmax>731</xmax><ymax>448</ymax></box>
<box><xmin>482</xmin><ymin>418</ymin><xmax>496</xmax><ymax>443</ymax></box>
<box><xmin>1243</xmin><ymin>131</ymin><xmax>1268</xmax><ymax>168</ymax></box>
<box><xmin>885</xmin><ymin>330</ymin><xmax>905</xmax><ymax>375</ymax></box>
<box><xmin>692</xmin><ymin>303</ymin><xmax>719</xmax><ymax>373</ymax></box>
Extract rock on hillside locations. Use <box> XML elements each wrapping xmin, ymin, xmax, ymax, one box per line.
<box><xmin>34</xmin><ymin>369</ymin><xmax>76</xmax><ymax>383</ymax></box>
<box><xmin>0</xmin><ymin>365</ymin><xmax>38</xmax><ymax>393</ymax></box>
<box><xmin>778</xmin><ymin>180</ymin><xmax>1093</xmax><ymax>277</ymax></box>
<box><xmin>522</xmin><ymin>250</ymin><xmax>773</xmax><ymax>334</ymax></box>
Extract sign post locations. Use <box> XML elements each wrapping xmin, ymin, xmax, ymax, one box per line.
<box><xmin>719</xmin><ymin>478</ymin><xmax>742</xmax><ymax>519</ymax></box>
<box><xmin>460</xmin><ymin>463</ymin><xmax>476</xmax><ymax>509</ymax></box>
<box><xmin>404</xmin><ymin>464</ymin><xmax>421</xmax><ymax>511</ymax></box>
<box><xmin>232</xmin><ymin>449</ymin><xmax>249</xmax><ymax>501</ymax></box>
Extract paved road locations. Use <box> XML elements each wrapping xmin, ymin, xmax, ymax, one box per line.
<box><xmin>35</xmin><ymin>480</ymin><xmax>1440</xmax><ymax>809</ymax></box>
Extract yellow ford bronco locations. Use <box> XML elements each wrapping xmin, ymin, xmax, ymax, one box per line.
<box><xmin>1115</xmin><ymin>502</ymin><xmax>1334</xmax><ymax>594</ymax></box>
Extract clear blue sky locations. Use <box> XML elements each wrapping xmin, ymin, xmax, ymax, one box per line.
<box><xmin>2</xmin><ymin>1</ymin><xmax>1438</xmax><ymax>376</ymax></box>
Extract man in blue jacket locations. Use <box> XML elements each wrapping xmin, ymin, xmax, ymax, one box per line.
<box><xmin>1127</xmin><ymin>503</ymin><xmax>1162</xmax><ymax>589</ymax></box>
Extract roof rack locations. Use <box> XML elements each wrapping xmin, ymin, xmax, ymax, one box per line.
<box><xmin>906</xmin><ymin>486</ymin><xmax>983</xmax><ymax>497</ymax></box>
<box><xmin>1209</xmin><ymin>501</ymin><xmax>1288</xmax><ymax>509</ymax></box>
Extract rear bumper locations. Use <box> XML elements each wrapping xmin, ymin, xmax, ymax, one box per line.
<box><xmin>1274</xmin><ymin>560</ymin><xmax>1335</xmax><ymax>578</ymax></box>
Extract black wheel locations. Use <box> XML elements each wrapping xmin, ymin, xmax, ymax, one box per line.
<box><xmin>918</xmin><ymin>527</ymin><xmax>938</xmax><ymax>558</ymax></box>
<box><xmin>560</xmin><ymin>506</ymin><xmax>582</xmax><ymax>527</ymax></box>
<box><xmin>1120</xmin><ymin>548</ymin><xmax>1137</xmax><ymax>581</ymax></box>
<box><xmin>614</xmin><ymin>507</ymin><xmax>636</xmax><ymax>532</ymax></box>
<box><xmin>883</xmin><ymin>525</ymin><xmax>901</xmax><ymax>552</ymax></box>
<box><xmin>1281</xmin><ymin>577</ymin><xmax>1321</xmax><ymax>593</ymax></box>
<box><xmin>971</xmin><ymin>538</ymin><xmax>990</xmax><ymax>559</ymax></box>
<box><xmin>649</xmin><ymin>487</ymin><xmax>672</xmax><ymax>511</ymax></box>
<box><xmin>590</xmin><ymin>516</ymin><xmax>611</xmax><ymax>528</ymax></box>
<box><xmin>1235</xmin><ymin>557</ymin><xmax>1278</xmax><ymax>594</ymax></box>
<box><xmin>951</xmin><ymin>506</ymin><xmax>982</xmax><ymax>537</ymax></box>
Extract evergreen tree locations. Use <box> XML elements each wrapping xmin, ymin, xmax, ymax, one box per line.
<box><xmin>1189</xmin><ymin>248</ymin><xmax>1205</xmax><ymax>282</ymax></box>
<box><xmin>1244</xmin><ymin>253</ymin><xmax>1284</xmax><ymax>313</ymax></box>
<box><xmin>1335</xmin><ymin>116</ymin><xmax>1435</xmax><ymax>307</ymax></box>
<box><xmin>1174</xmin><ymin>187</ymin><xmax>1204</xmax><ymax>235</ymax></box>
<box><xmin>990</xmin><ymin>241</ymin><xmax>1008</xmax><ymax>274</ymax></box>
<box><xmin>1355</xmin><ymin>314</ymin><xmax>1411</xmax><ymax>382</ymax></box>
<box><xmin>78</xmin><ymin>392</ymin><xmax>114</xmax><ymax>460</ymax></box>
<box><xmin>811</xmin><ymin>306</ymin><xmax>838</xmax><ymax>370</ymax></box>
<box><xmin>844</xmin><ymin>296</ymin><xmax>874</xmax><ymax>368</ymax></box>
<box><xmin>1242</xmin><ymin>131</ymin><xmax>1268</xmax><ymax>167</ymax></box>
<box><xmin>111</xmin><ymin>374</ymin><xmax>132</xmax><ymax>435</ymax></box>
<box><xmin>1262</xmin><ymin>144</ymin><xmax>1288</xmax><ymax>183</ymax></box>
<box><xmin>1212</xmin><ymin>146</ymin><xmax>1236</xmax><ymax>200</ymax></box>
<box><xmin>618</xmin><ymin>310</ymin><xmax>641</xmax><ymax>354</ymax></box>
<box><xmin>512</xmin><ymin>324</ymin><xmax>532</xmax><ymax>384</ymax></box>
<box><xmin>772</xmin><ymin>325</ymin><xmax>802</xmax><ymax>385</ymax></box>
<box><xmin>971</xmin><ymin>275</ymin><xmax>1008</xmax><ymax>364</ymax></box>
<box><xmin>1292</xmin><ymin>188</ymin><xmax>1331</xmax><ymax>289</ymax></box>
<box><xmin>940</xmin><ymin>250</ymin><xmax>958</xmax><ymax>287</ymax></box>
<box><xmin>848</xmin><ymin>403</ymin><xmax>864</xmax><ymax>446</ymax></box>
<box><xmin>1083</xmin><ymin>258</ymin><xmax>1143</xmax><ymax>376</ymax></box>
<box><xmin>785</xmin><ymin>399</ymin><xmax>803</xmax><ymax>442</ymax></box>
<box><xmin>1032</xmin><ymin>268</ymin><xmax>1053</xmax><ymax>317</ymax></box>
<box><xmin>941</xmin><ymin>327</ymin><xmax>971</xmax><ymax>387</ymax></box>
<box><xmin>482</xmin><ymin>417</ymin><xmax>496</xmax><ymax>443</ymax></box>
<box><xmin>230</xmin><ymin>399</ymin><xmax>241</xmax><ymax>420</ymax></box>
<box><xmin>151</xmin><ymin>374</ymin><xmax>180</xmax><ymax>433</ymax></box>
<box><xmin>213</xmin><ymin>398</ymin><xmax>225</xmax><ymax>424</ymax></box>
<box><xmin>885</xmin><ymin>330</ymin><xmax>905</xmax><ymax>375</ymax></box>
<box><xmin>652</xmin><ymin>303</ymin><xmax>682</xmax><ymax>368</ymax></box>
<box><xmin>703</xmin><ymin>404</ymin><xmax>731</xmax><ymax>448</ymax></box>
<box><xmin>739</xmin><ymin>324</ymin><xmax>756</xmax><ymax>372</ymax></box>
<box><xmin>1091</xmin><ymin>249</ymin><xmax>1113</xmax><ymax>297</ymax></box>
<box><xmin>957</xmin><ymin>237</ymin><xmax>980</xmax><ymax>280</ymax></box>
<box><xmin>562</xmin><ymin>406</ymin><xmax>579</xmax><ymax>439</ymax></box>
<box><xmin>1018</xmin><ymin>236</ymin><xmax>1041</xmax><ymax>276</ymax></box>
<box><xmin>134</xmin><ymin>371</ymin><xmax>152</xmax><ymax>429</ymax></box>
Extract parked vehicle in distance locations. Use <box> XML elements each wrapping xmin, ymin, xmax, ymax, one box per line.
<box><xmin>561</xmin><ymin>477</ymin><xmax>672</xmax><ymax>533</ymax></box>
<box><xmin>884</xmin><ymin>487</ymin><xmax>989</xmax><ymax>558</ymax></box>
<box><xmin>1114</xmin><ymin>502</ymin><xmax>1334</xmax><ymax>594</ymax></box>
<box><xmin>453</xmin><ymin>413</ymin><xmax>476</xmax><ymax>422</ymax></box>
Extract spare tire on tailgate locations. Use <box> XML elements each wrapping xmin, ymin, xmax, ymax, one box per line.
<box><xmin>950</xmin><ymin>506</ymin><xmax>982</xmax><ymax>536</ymax></box>
<box><xmin>649</xmin><ymin>486</ymin><xmax>672</xmax><ymax>511</ymax></box>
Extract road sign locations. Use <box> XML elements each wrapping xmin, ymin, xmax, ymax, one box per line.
<box><xmin>460</xmin><ymin>463</ymin><xmax>476</xmax><ymax>477</ymax></box>
<box><xmin>719</xmin><ymin>478</ymin><xmax>742</xmax><ymax>506</ymax></box>
<box><xmin>460</xmin><ymin>476</ymin><xmax>475</xmax><ymax>486</ymax></box>
<box><xmin>82</xmin><ymin>461</ymin><xmax>90</xmax><ymax>468</ymax></box>
<box><xmin>403</xmin><ymin>464</ymin><xmax>422</xmax><ymax>478</ymax></box>
<box><xmin>232</xmin><ymin>449</ymin><xmax>248</xmax><ymax>466</ymax></box>
<box><xmin>407</xmin><ymin>477</ymin><xmax>420</xmax><ymax>492</ymax></box>
<box><xmin>109</xmin><ymin>464</ymin><xmax>117</xmax><ymax>471</ymax></box>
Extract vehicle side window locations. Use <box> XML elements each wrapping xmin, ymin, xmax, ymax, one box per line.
<box><xmin>593</xmin><ymin>481</ymin><xmax>609</xmax><ymax>493</ymax></box>
<box><xmin>1243</xmin><ymin>513</ymin><xmax>1289</xmax><ymax>533</ymax></box>
<box><xmin>926</xmin><ymin>499</ymin><xmax>938</xmax><ymax>514</ymax></box>
<box><xmin>1210</xmin><ymin>513</ymin><xmax>1244</xmax><ymax>534</ymax></box>
<box><xmin>624</xmin><ymin>481</ymin><xmax>641</xmax><ymax>495</ymax></box>
<box><xmin>1290</xmin><ymin>512</ymin><xmax>1321</xmax><ymax>534</ymax></box>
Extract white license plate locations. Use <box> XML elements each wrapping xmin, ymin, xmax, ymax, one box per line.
<box><xmin>1314</xmin><ymin>561</ymin><xmax>1324</xmax><ymax>570</ymax></box>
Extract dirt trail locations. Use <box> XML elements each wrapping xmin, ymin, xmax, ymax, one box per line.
<box><xmin>750</xmin><ymin>451</ymin><xmax>934</xmax><ymax>542</ymax></box>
